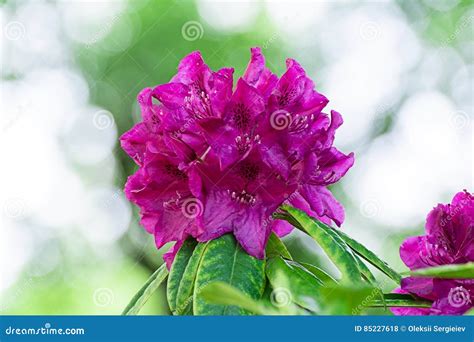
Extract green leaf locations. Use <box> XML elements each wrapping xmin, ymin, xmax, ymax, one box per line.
<box><xmin>265</xmin><ymin>232</ymin><xmax>292</xmax><ymax>260</ymax></box>
<box><xmin>383</xmin><ymin>293</ymin><xmax>420</xmax><ymax>300</ymax></box>
<box><xmin>320</xmin><ymin>284</ymin><xmax>375</xmax><ymax>315</ymax></box>
<box><xmin>367</xmin><ymin>293</ymin><xmax>432</xmax><ymax>308</ymax></box>
<box><xmin>298</xmin><ymin>262</ymin><xmax>338</xmax><ymax>285</ymax></box>
<box><xmin>266</xmin><ymin>256</ymin><xmax>324</xmax><ymax>312</ymax></box>
<box><xmin>193</xmin><ymin>234</ymin><xmax>266</xmax><ymax>315</ymax></box>
<box><xmin>334</xmin><ymin>229</ymin><xmax>402</xmax><ymax>284</ymax></box>
<box><xmin>174</xmin><ymin>242</ymin><xmax>209</xmax><ymax>315</ymax></box>
<box><xmin>352</xmin><ymin>256</ymin><xmax>385</xmax><ymax>308</ymax></box>
<box><xmin>408</xmin><ymin>262</ymin><xmax>474</xmax><ymax>279</ymax></box>
<box><xmin>465</xmin><ymin>308</ymin><xmax>474</xmax><ymax>315</ymax></box>
<box><xmin>200</xmin><ymin>282</ymin><xmax>273</xmax><ymax>315</ymax></box>
<box><xmin>122</xmin><ymin>263</ymin><xmax>168</xmax><ymax>315</ymax></box>
<box><xmin>355</xmin><ymin>256</ymin><xmax>376</xmax><ymax>283</ymax></box>
<box><xmin>167</xmin><ymin>238</ymin><xmax>197</xmax><ymax>313</ymax></box>
<box><xmin>282</xmin><ymin>206</ymin><xmax>362</xmax><ymax>283</ymax></box>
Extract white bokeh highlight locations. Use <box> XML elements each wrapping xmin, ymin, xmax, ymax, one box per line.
<box><xmin>345</xmin><ymin>91</ymin><xmax>472</xmax><ymax>228</ymax></box>
<box><xmin>0</xmin><ymin>1</ymin><xmax>131</xmax><ymax>297</ymax></box>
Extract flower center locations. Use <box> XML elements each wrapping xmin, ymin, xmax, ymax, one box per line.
<box><xmin>228</xmin><ymin>189</ymin><xmax>256</xmax><ymax>205</ymax></box>
<box><xmin>184</xmin><ymin>81</ymin><xmax>212</xmax><ymax>119</ymax></box>
<box><xmin>232</xmin><ymin>103</ymin><xmax>251</xmax><ymax>131</ymax></box>
<box><xmin>164</xmin><ymin>164</ymin><xmax>187</xmax><ymax>180</ymax></box>
<box><xmin>235</xmin><ymin>134</ymin><xmax>261</xmax><ymax>153</ymax></box>
<box><xmin>239</xmin><ymin>162</ymin><xmax>259</xmax><ymax>181</ymax></box>
<box><xmin>289</xmin><ymin>114</ymin><xmax>310</xmax><ymax>133</ymax></box>
<box><xmin>278</xmin><ymin>86</ymin><xmax>298</xmax><ymax>107</ymax></box>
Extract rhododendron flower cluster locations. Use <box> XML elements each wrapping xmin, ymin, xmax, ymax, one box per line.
<box><xmin>121</xmin><ymin>48</ymin><xmax>354</xmax><ymax>267</ymax></box>
<box><xmin>392</xmin><ymin>190</ymin><xmax>473</xmax><ymax>315</ymax></box>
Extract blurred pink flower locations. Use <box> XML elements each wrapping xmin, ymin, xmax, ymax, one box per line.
<box><xmin>392</xmin><ymin>190</ymin><xmax>473</xmax><ymax>315</ymax></box>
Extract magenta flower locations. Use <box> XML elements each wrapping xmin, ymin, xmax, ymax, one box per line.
<box><xmin>392</xmin><ymin>190</ymin><xmax>474</xmax><ymax>315</ymax></box>
<box><xmin>121</xmin><ymin>48</ymin><xmax>354</xmax><ymax>268</ymax></box>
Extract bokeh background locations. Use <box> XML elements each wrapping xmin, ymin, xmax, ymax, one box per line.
<box><xmin>1</xmin><ymin>0</ymin><xmax>472</xmax><ymax>315</ymax></box>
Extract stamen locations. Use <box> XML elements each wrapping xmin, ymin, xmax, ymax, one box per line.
<box><xmin>235</xmin><ymin>134</ymin><xmax>254</xmax><ymax>153</ymax></box>
<box><xmin>228</xmin><ymin>189</ymin><xmax>257</xmax><ymax>206</ymax></box>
